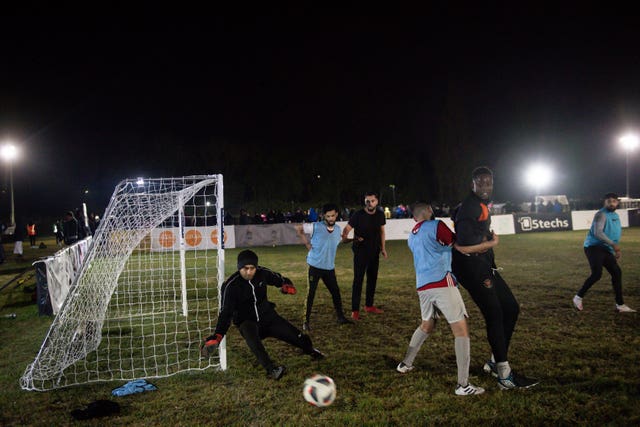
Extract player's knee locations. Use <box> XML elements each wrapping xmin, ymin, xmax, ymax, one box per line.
<box><xmin>420</xmin><ymin>320</ymin><xmax>435</xmax><ymax>333</ymax></box>
<box><xmin>449</xmin><ymin>319</ymin><xmax>468</xmax><ymax>337</ymax></box>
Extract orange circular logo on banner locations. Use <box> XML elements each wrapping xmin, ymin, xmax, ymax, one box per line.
<box><xmin>210</xmin><ymin>229</ymin><xmax>227</xmax><ymax>245</ymax></box>
<box><xmin>159</xmin><ymin>230</ymin><xmax>176</xmax><ymax>248</ymax></box>
<box><xmin>185</xmin><ymin>230</ymin><xmax>203</xmax><ymax>246</ymax></box>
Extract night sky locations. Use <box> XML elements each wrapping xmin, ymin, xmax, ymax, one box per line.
<box><xmin>2</xmin><ymin>11</ymin><xmax>639</xmax><ymax>220</ymax></box>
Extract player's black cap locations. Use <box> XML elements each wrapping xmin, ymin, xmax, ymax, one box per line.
<box><xmin>237</xmin><ymin>250</ymin><xmax>258</xmax><ymax>269</ymax></box>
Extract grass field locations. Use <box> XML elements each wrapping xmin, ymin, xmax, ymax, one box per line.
<box><xmin>1</xmin><ymin>229</ymin><xmax>639</xmax><ymax>426</ymax></box>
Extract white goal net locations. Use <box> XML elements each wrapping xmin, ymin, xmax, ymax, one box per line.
<box><xmin>21</xmin><ymin>175</ymin><xmax>226</xmax><ymax>391</ymax></box>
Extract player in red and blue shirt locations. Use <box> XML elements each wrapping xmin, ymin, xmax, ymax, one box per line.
<box><xmin>397</xmin><ymin>201</ymin><xmax>485</xmax><ymax>395</ymax></box>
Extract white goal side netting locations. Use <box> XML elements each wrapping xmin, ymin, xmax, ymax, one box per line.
<box><xmin>21</xmin><ymin>175</ymin><xmax>226</xmax><ymax>391</ymax></box>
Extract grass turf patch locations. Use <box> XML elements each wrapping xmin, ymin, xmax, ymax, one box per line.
<box><xmin>1</xmin><ymin>230</ymin><xmax>639</xmax><ymax>425</ymax></box>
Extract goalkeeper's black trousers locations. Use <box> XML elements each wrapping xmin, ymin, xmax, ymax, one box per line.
<box><xmin>238</xmin><ymin>314</ymin><xmax>314</xmax><ymax>373</ymax></box>
<box><xmin>452</xmin><ymin>250</ymin><xmax>519</xmax><ymax>364</ymax></box>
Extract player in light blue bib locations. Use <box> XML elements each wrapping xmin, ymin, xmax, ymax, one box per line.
<box><xmin>573</xmin><ymin>192</ymin><xmax>635</xmax><ymax>313</ymax></box>
<box><xmin>296</xmin><ymin>203</ymin><xmax>353</xmax><ymax>332</ymax></box>
<box><xmin>398</xmin><ymin>201</ymin><xmax>489</xmax><ymax>396</ymax></box>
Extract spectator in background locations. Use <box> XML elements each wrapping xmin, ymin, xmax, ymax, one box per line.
<box><xmin>88</xmin><ymin>212</ymin><xmax>99</xmax><ymax>234</ymax></box>
<box><xmin>293</xmin><ymin>208</ymin><xmax>305</xmax><ymax>223</ymax></box>
<box><xmin>239</xmin><ymin>209</ymin><xmax>251</xmax><ymax>225</ymax></box>
<box><xmin>13</xmin><ymin>218</ymin><xmax>25</xmax><ymax>260</ymax></box>
<box><xmin>535</xmin><ymin>200</ymin><xmax>543</xmax><ymax>213</ymax></box>
<box><xmin>75</xmin><ymin>209</ymin><xmax>91</xmax><ymax>239</ymax></box>
<box><xmin>307</xmin><ymin>207</ymin><xmax>319</xmax><ymax>222</ymax></box>
<box><xmin>266</xmin><ymin>209</ymin><xmax>277</xmax><ymax>224</ymax></box>
<box><xmin>62</xmin><ymin>211</ymin><xmax>79</xmax><ymax>245</ymax></box>
<box><xmin>53</xmin><ymin>221</ymin><xmax>64</xmax><ymax>246</ymax></box>
<box><xmin>27</xmin><ymin>221</ymin><xmax>37</xmax><ymax>248</ymax></box>
<box><xmin>224</xmin><ymin>210</ymin><xmax>235</xmax><ymax>225</ymax></box>
<box><xmin>552</xmin><ymin>199</ymin><xmax>562</xmax><ymax>213</ymax></box>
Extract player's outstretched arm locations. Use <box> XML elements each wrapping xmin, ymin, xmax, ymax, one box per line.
<box><xmin>200</xmin><ymin>333</ymin><xmax>223</xmax><ymax>357</ymax></box>
<box><xmin>341</xmin><ymin>224</ymin><xmax>354</xmax><ymax>243</ymax></box>
<box><xmin>295</xmin><ymin>225</ymin><xmax>312</xmax><ymax>250</ymax></box>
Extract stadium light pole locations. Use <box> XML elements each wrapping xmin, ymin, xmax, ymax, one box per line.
<box><xmin>524</xmin><ymin>164</ymin><xmax>552</xmax><ymax>212</ymax></box>
<box><xmin>0</xmin><ymin>143</ymin><xmax>19</xmax><ymax>226</ymax></box>
<box><xmin>619</xmin><ymin>133</ymin><xmax>639</xmax><ymax>198</ymax></box>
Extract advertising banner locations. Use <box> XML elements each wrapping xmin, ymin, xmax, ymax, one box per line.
<box><xmin>513</xmin><ymin>213</ymin><xmax>572</xmax><ymax>233</ymax></box>
<box><xmin>571</xmin><ymin>209</ymin><xmax>630</xmax><ymax>230</ymax></box>
<box><xmin>150</xmin><ymin>226</ymin><xmax>235</xmax><ymax>251</ymax></box>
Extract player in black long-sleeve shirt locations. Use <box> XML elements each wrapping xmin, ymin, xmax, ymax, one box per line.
<box><xmin>452</xmin><ymin>167</ymin><xmax>538</xmax><ymax>390</ymax></box>
<box><xmin>201</xmin><ymin>250</ymin><xmax>324</xmax><ymax>380</ymax></box>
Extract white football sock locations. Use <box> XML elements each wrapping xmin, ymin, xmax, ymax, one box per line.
<box><xmin>402</xmin><ymin>327</ymin><xmax>429</xmax><ymax>366</ymax></box>
<box><xmin>455</xmin><ymin>337</ymin><xmax>470</xmax><ymax>386</ymax></box>
<box><xmin>497</xmin><ymin>361</ymin><xmax>511</xmax><ymax>379</ymax></box>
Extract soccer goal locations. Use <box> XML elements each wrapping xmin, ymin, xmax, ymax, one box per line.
<box><xmin>21</xmin><ymin>175</ymin><xmax>226</xmax><ymax>391</ymax></box>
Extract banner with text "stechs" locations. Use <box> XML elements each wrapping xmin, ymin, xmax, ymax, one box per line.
<box><xmin>513</xmin><ymin>212</ymin><xmax>573</xmax><ymax>233</ymax></box>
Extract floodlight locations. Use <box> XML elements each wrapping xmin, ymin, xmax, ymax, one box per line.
<box><xmin>620</xmin><ymin>133</ymin><xmax>639</xmax><ymax>151</ymax></box>
<box><xmin>524</xmin><ymin>164</ymin><xmax>552</xmax><ymax>191</ymax></box>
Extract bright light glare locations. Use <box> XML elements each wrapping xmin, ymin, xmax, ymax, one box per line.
<box><xmin>525</xmin><ymin>164</ymin><xmax>553</xmax><ymax>189</ymax></box>
<box><xmin>619</xmin><ymin>133</ymin><xmax>639</xmax><ymax>151</ymax></box>
<box><xmin>136</xmin><ymin>177</ymin><xmax>145</xmax><ymax>186</ymax></box>
<box><xmin>0</xmin><ymin>143</ymin><xmax>19</xmax><ymax>161</ymax></box>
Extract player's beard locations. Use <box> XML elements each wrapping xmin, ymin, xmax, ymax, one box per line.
<box><xmin>606</xmin><ymin>206</ymin><xmax>617</xmax><ymax>212</ymax></box>
<box><xmin>325</xmin><ymin>219</ymin><xmax>335</xmax><ymax>227</ymax></box>
<box><xmin>366</xmin><ymin>206</ymin><xmax>376</xmax><ymax>213</ymax></box>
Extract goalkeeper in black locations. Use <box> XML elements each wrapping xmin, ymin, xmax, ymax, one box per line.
<box><xmin>201</xmin><ymin>250</ymin><xmax>324</xmax><ymax>380</ymax></box>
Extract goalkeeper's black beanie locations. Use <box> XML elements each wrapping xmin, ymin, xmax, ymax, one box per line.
<box><xmin>237</xmin><ymin>250</ymin><xmax>258</xmax><ymax>269</ymax></box>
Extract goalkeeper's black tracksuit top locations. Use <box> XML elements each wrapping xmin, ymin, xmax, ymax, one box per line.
<box><xmin>213</xmin><ymin>267</ymin><xmax>290</xmax><ymax>337</ymax></box>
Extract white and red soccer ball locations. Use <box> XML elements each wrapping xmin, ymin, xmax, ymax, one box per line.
<box><xmin>302</xmin><ymin>374</ymin><xmax>336</xmax><ymax>407</ymax></box>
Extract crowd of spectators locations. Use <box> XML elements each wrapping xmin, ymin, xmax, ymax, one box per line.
<box><xmin>152</xmin><ymin>195</ymin><xmax>593</xmax><ymax>231</ymax></box>
<box><xmin>227</xmin><ymin>204</ymin><xmax>417</xmax><ymax>226</ymax></box>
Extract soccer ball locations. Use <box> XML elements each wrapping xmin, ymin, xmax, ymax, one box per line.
<box><xmin>302</xmin><ymin>374</ymin><xmax>336</xmax><ymax>407</ymax></box>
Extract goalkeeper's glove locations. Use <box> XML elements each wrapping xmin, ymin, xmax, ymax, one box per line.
<box><xmin>281</xmin><ymin>283</ymin><xmax>297</xmax><ymax>295</ymax></box>
<box><xmin>200</xmin><ymin>333</ymin><xmax>223</xmax><ymax>357</ymax></box>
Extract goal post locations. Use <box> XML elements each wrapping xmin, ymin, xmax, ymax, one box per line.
<box><xmin>21</xmin><ymin>175</ymin><xmax>226</xmax><ymax>391</ymax></box>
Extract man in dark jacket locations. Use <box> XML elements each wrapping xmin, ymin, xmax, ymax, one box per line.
<box><xmin>62</xmin><ymin>211</ymin><xmax>79</xmax><ymax>245</ymax></box>
<box><xmin>201</xmin><ymin>250</ymin><xmax>324</xmax><ymax>380</ymax></box>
